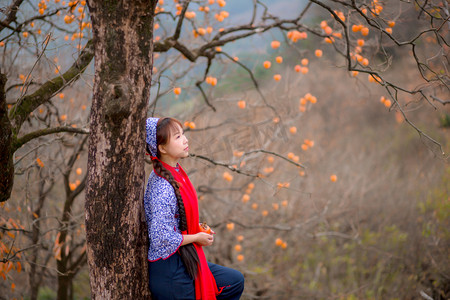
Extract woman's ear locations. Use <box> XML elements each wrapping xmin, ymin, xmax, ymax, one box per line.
<box><xmin>158</xmin><ymin>144</ymin><xmax>167</xmax><ymax>154</ymax></box>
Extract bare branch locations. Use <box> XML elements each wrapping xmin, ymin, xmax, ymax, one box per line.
<box><xmin>195</xmin><ymin>56</ymin><xmax>217</xmax><ymax>111</ymax></box>
<box><xmin>172</xmin><ymin>0</ymin><xmax>190</xmax><ymax>40</ymax></box>
<box><xmin>9</xmin><ymin>39</ymin><xmax>94</xmax><ymax>134</ymax></box>
<box><xmin>190</xmin><ymin>153</ymin><xmax>259</xmax><ymax>177</ymax></box>
<box><xmin>0</xmin><ymin>0</ymin><xmax>24</xmax><ymax>32</ymax></box>
<box><xmin>189</xmin><ymin>147</ymin><xmax>304</xmax><ymax>179</ymax></box>
<box><xmin>220</xmin><ymin>51</ymin><xmax>279</xmax><ymax>117</ymax></box>
<box><xmin>17</xmin><ymin>34</ymin><xmax>51</xmax><ymax>102</ymax></box>
<box><xmin>195</xmin><ymin>81</ymin><xmax>216</xmax><ymax>112</ymax></box>
<box><xmin>243</xmin><ymin>149</ymin><xmax>306</xmax><ymax>169</ymax></box>
<box><xmin>0</xmin><ymin>225</ymin><xmax>32</xmax><ymax>234</ymax></box>
<box><xmin>431</xmin><ymin>95</ymin><xmax>450</xmax><ymax>105</ymax></box>
<box><xmin>228</xmin><ymin>214</ymin><xmax>319</xmax><ymax>232</ymax></box>
<box><xmin>12</xmin><ymin>126</ymin><xmax>89</xmax><ymax>152</ymax></box>
<box><xmin>68</xmin><ymin>250</ymin><xmax>87</xmax><ymax>275</ymax></box>
<box><xmin>0</xmin><ymin>243</ymin><xmax>42</xmax><ymax>263</ymax></box>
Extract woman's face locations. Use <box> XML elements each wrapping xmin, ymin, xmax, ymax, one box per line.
<box><xmin>158</xmin><ymin>123</ymin><xmax>189</xmax><ymax>161</ymax></box>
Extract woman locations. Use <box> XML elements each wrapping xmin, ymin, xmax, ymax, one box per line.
<box><xmin>144</xmin><ymin>117</ymin><xmax>245</xmax><ymax>300</ymax></box>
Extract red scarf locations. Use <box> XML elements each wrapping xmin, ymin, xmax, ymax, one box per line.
<box><xmin>156</xmin><ymin>159</ymin><xmax>218</xmax><ymax>300</ymax></box>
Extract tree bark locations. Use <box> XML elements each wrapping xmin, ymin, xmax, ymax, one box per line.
<box><xmin>84</xmin><ymin>1</ymin><xmax>157</xmax><ymax>298</ymax></box>
<box><xmin>57</xmin><ymin>265</ymin><xmax>71</xmax><ymax>300</ymax></box>
<box><xmin>0</xmin><ymin>73</ymin><xmax>14</xmax><ymax>202</ymax></box>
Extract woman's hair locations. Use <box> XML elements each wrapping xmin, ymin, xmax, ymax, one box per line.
<box><xmin>147</xmin><ymin>117</ymin><xmax>199</xmax><ymax>279</ymax></box>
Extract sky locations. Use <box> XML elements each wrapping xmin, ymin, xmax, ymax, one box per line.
<box><xmin>225</xmin><ymin>0</ymin><xmax>309</xmax><ymax>23</ymax></box>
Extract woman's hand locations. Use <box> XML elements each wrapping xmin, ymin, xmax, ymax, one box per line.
<box><xmin>195</xmin><ymin>232</ymin><xmax>214</xmax><ymax>246</ymax></box>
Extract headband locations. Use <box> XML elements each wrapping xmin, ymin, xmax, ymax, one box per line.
<box><xmin>146</xmin><ymin>117</ymin><xmax>159</xmax><ymax>158</ymax></box>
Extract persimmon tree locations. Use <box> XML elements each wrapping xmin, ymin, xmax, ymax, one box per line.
<box><xmin>1</xmin><ymin>1</ymin><xmax>448</xmax><ymax>201</ymax></box>
<box><xmin>0</xmin><ymin>0</ymin><xmax>448</xmax><ymax>299</ymax></box>
<box><xmin>1</xmin><ymin>132</ymin><xmax>88</xmax><ymax>300</ymax></box>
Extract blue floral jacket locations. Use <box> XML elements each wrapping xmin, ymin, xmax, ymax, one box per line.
<box><xmin>144</xmin><ymin>170</ymin><xmax>183</xmax><ymax>261</ymax></box>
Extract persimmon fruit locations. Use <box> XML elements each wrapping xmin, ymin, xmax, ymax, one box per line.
<box><xmin>199</xmin><ymin>222</ymin><xmax>212</xmax><ymax>234</ymax></box>
<box><xmin>271</xmin><ymin>40</ymin><xmax>280</xmax><ymax>49</ymax></box>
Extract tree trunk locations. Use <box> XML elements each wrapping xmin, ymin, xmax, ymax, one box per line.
<box><xmin>0</xmin><ymin>73</ymin><xmax>14</xmax><ymax>202</ymax></box>
<box><xmin>84</xmin><ymin>1</ymin><xmax>157</xmax><ymax>298</ymax></box>
<box><xmin>28</xmin><ymin>174</ymin><xmax>49</xmax><ymax>300</ymax></box>
<box><xmin>57</xmin><ymin>265</ymin><xmax>70</xmax><ymax>300</ymax></box>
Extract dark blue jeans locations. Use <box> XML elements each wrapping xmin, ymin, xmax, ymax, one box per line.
<box><xmin>148</xmin><ymin>253</ymin><xmax>244</xmax><ymax>299</ymax></box>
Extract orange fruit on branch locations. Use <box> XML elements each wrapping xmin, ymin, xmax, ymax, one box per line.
<box><xmin>289</xmin><ymin>126</ymin><xmax>297</xmax><ymax>134</ymax></box>
<box><xmin>361</xmin><ymin>27</ymin><xmax>369</xmax><ymax>36</ymax></box>
<box><xmin>271</xmin><ymin>40</ymin><xmax>280</xmax><ymax>49</ymax></box>
<box><xmin>237</xmin><ymin>100</ymin><xmax>246</xmax><ymax>109</ymax></box>
<box><xmin>173</xmin><ymin>87</ymin><xmax>181</xmax><ymax>95</ymax></box>
<box><xmin>352</xmin><ymin>24</ymin><xmax>362</xmax><ymax>32</ymax></box>
<box><xmin>242</xmin><ymin>194</ymin><xmax>250</xmax><ymax>203</ymax></box>
<box><xmin>226</xmin><ymin>222</ymin><xmax>235</xmax><ymax>231</ymax></box>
